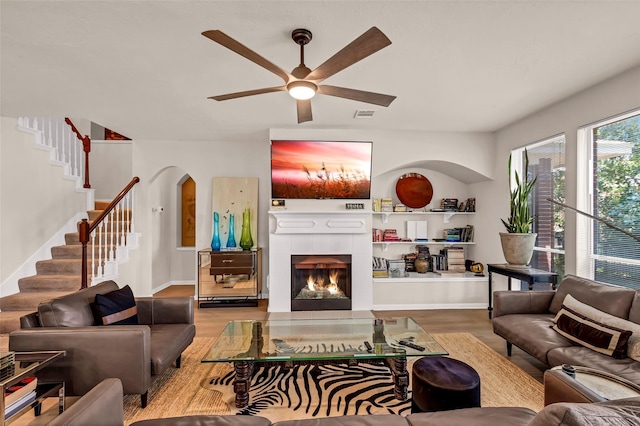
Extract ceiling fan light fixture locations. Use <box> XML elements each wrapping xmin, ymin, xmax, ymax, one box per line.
<box><xmin>287</xmin><ymin>80</ymin><xmax>317</xmax><ymax>100</ymax></box>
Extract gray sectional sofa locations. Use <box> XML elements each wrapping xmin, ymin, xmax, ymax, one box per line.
<box><xmin>60</xmin><ymin>374</ymin><xmax>640</xmax><ymax>426</ymax></box>
<box><xmin>493</xmin><ymin>274</ymin><xmax>640</xmax><ymax>383</ymax></box>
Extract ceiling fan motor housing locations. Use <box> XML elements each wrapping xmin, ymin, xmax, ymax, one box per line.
<box><xmin>291</xmin><ymin>29</ymin><xmax>312</xmax><ymax>46</ymax></box>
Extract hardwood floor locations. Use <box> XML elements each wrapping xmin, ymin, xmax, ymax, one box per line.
<box><xmin>157</xmin><ymin>285</ymin><xmax>547</xmax><ymax>382</ymax></box>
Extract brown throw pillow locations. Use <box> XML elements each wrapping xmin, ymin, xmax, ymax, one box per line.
<box><xmin>552</xmin><ymin>305</ymin><xmax>632</xmax><ymax>359</ymax></box>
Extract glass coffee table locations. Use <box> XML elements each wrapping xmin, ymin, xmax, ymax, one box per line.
<box><xmin>202</xmin><ymin>317</ymin><xmax>447</xmax><ymax>408</ymax></box>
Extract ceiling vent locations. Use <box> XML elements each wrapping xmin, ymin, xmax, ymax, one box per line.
<box><xmin>354</xmin><ymin>109</ymin><xmax>376</xmax><ymax>119</ymax></box>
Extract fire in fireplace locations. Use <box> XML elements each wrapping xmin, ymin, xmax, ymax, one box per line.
<box><xmin>291</xmin><ymin>254</ymin><xmax>352</xmax><ymax>311</ymax></box>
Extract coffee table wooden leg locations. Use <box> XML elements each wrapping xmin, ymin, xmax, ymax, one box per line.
<box><xmin>233</xmin><ymin>361</ymin><xmax>253</xmax><ymax>408</ymax></box>
<box><xmin>387</xmin><ymin>357</ymin><xmax>409</xmax><ymax>400</ymax></box>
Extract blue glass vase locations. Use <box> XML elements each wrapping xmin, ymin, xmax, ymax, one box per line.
<box><xmin>226</xmin><ymin>214</ymin><xmax>237</xmax><ymax>248</ymax></box>
<box><xmin>211</xmin><ymin>212</ymin><xmax>221</xmax><ymax>251</ymax></box>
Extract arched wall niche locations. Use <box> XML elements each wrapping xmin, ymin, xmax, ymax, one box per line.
<box><xmin>373</xmin><ymin>166</ymin><xmax>474</xmax><ymax>211</ymax></box>
<box><xmin>374</xmin><ymin>160</ymin><xmax>492</xmax><ymax>184</ymax></box>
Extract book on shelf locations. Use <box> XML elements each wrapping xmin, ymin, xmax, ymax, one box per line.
<box><xmin>443</xmin><ymin>226</ymin><xmax>474</xmax><ymax>243</ymax></box>
<box><xmin>4</xmin><ymin>390</ymin><xmax>37</xmax><ymax>419</ymax></box>
<box><xmin>0</xmin><ymin>364</ymin><xmax>16</xmax><ymax>381</ymax></box>
<box><xmin>382</xmin><ymin>229</ymin><xmax>400</xmax><ymax>241</ymax></box>
<box><xmin>4</xmin><ymin>376</ymin><xmax>37</xmax><ymax>408</ymax></box>
<box><xmin>0</xmin><ymin>352</ymin><xmax>14</xmax><ymax>370</ymax></box>
<box><xmin>380</xmin><ymin>198</ymin><xmax>393</xmax><ymax>212</ymax></box>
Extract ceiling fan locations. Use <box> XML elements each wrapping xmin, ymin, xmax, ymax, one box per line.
<box><xmin>202</xmin><ymin>27</ymin><xmax>396</xmax><ymax>123</ymax></box>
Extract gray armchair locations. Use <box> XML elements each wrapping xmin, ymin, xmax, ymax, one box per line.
<box><xmin>8</xmin><ymin>280</ymin><xmax>196</xmax><ymax>408</ymax></box>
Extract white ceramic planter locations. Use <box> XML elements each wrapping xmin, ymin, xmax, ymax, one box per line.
<box><xmin>499</xmin><ymin>232</ymin><xmax>538</xmax><ymax>266</ymax></box>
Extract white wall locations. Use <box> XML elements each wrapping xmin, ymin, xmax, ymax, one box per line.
<box><xmin>117</xmin><ymin>128</ymin><xmax>492</xmax><ymax>297</ymax></box>
<box><xmin>116</xmin><ymin>137</ymin><xmax>271</xmax><ymax>296</ymax></box>
<box><xmin>0</xmin><ymin>117</ymin><xmax>88</xmax><ymax>291</ymax></box>
<box><xmin>473</xmin><ymin>64</ymin><xmax>640</xmax><ymax>291</ymax></box>
<box><xmin>90</xmin><ymin>140</ymin><xmax>133</xmax><ymax>200</ymax></box>
<box><xmin>148</xmin><ymin>166</ymin><xmax>196</xmax><ymax>293</ymax></box>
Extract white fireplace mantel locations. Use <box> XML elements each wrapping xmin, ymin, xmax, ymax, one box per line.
<box><xmin>268</xmin><ymin>210</ymin><xmax>369</xmax><ymax>234</ymax></box>
<box><xmin>267</xmin><ymin>210</ymin><xmax>373</xmax><ymax>312</ymax></box>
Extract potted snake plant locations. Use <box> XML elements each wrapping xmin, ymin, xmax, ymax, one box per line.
<box><xmin>499</xmin><ymin>149</ymin><xmax>538</xmax><ymax>266</ymax></box>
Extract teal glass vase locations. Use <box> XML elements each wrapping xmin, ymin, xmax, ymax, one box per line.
<box><xmin>239</xmin><ymin>208</ymin><xmax>254</xmax><ymax>250</ymax></box>
<box><xmin>211</xmin><ymin>212</ymin><xmax>221</xmax><ymax>251</ymax></box>
<box><xmin>226</xmin><ymin>214</ymin><xmax>237</xmax><ymax>248</ymax></box>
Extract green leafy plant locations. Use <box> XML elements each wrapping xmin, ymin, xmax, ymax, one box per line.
<box><xmin>501</xmin><ymin>149</ymin><xmax>537</xmax><ymax>233</ymax></box>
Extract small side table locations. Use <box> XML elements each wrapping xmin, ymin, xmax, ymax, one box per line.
<box><xmin>487</xmin><ymin>264</ymin><xmax>558</xmax><ymax>319</ymax></box>
<box><xmin>547</xmin><ymin>365</ymin><xmax>640</xmax><ymax>404</ymax></box>
<box><xmin>1</xmin><ymin>350</ymin><xmax>66</xmax><ymax>426</ymax></box>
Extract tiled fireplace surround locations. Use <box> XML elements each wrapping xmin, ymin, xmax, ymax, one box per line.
<box><xmin>267</xmin><ymin>211</ymin><xmax>373</xmax><ymax>312</ymax></box>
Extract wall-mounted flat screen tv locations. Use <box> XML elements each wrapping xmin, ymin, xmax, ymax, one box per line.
<box><xmin>271</xmin><ymin>140</ymin><xmax>372</xmax><ymax>199</ymax></box>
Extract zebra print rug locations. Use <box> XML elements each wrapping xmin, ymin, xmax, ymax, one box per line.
<box><xmin>118</xmin><ymin>334</ymin><xmax>543</xmax><ymax>425</ymax></box>
<box><xmin>207</xmin><ymin>362</ymin><xmax>412</xmax><ymax>420</ymax></box>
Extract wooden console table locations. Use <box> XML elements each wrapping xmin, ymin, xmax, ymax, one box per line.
<box><xmin>487</xmin><ymin>263</ymin><xmax>558</xmax><ymax>319</ymax></box>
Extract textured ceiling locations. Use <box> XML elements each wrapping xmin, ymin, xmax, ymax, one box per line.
<box><xmin>1</xmin><ymin>1</ymin><xmax>640</xmax><ymax>142</ymax></box>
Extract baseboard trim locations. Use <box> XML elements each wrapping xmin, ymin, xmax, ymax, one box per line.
<box><xmin>372</xmin><ymin>303</ymin><xmax>487</xmax><ymax>311</ymax></box>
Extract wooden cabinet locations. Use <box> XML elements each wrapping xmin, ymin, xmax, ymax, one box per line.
<box><xmin>197</xmin><ymin>248</ymin><xmax>262</xmax><ymax>307</ymax></box>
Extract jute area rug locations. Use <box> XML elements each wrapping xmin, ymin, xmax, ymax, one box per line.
<box><xmin>123</xmin><ymin>333</ymin><xmax>543</xmax><ymax>425</ymax></box>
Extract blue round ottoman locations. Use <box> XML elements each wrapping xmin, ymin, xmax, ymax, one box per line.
<box><xmin>411</xmin><ymin>356</ymin><xmax>481</xmax><ymax>412</ymax></box>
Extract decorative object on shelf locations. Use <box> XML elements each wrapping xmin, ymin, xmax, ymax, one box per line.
<box><xmin>212</xmin><ymin>177</ymin><xmax>259</xmax><ymax>249</ymax></box>
<box><xmin>470</xmin><ymin>262</ymin><xmax>485</xmax><ymax>276</ymax></box>
<box><xmin>240</xmin><ymin>208</ymin><xmax>254</xmax><ymax>250</ymax></box>
<box><xmin>226</xmin><ymin>214</ymin><xmax>237</xmax><ymax>248</ymax></box>
<box><xmin>388</xmin><ymin>259</ymin><xmax>407</xmax><ymax>277</ymax></box>
<box><xmin>271</xmin><ymin>199</ymin><xmax>286</xmax><ymax>210</ymax></box>
<box><xmin>395</xmin><ymin>173</ymin><xmax>434</xmax><ymax>209</ymax></box>
<box><xmin>500</xmin><ymin>149</ymin><xmax>537</xmax><ymax>266</ymax></box>
<box><xmin>346</xmin><ymin>203</ymin><xmax>365</xmax><ymax>210</ymax></box>
<box><xmin>414</xmin><ymin>253</ymin><xmax>430</xmax><ymax>274</ymax></box>
<box><xmin>211</xmin><ymin>212</ymin><xmax>221</xmax><ymax>251</ymax></box>
<box><xmin>441</xmin><ymin>198</ymin><xmax>459</xmax><ymax>211</ymax></box>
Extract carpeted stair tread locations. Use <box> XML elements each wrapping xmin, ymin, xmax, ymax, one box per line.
<box><xmin>0</xmin><ymin>203</ymin><xmax>115</xmax><ymax>335</ymax></box>
<box><xmin>0</xmin><ymin>291</ymin><xmax>72</xmax><ymax>311</ymax></box>
<box><xmin>0</xmin><ymin>311</ymin><xmax>31</xmax><ymax>334</ymax></box>
<box><xmin>51</xmin><ymin>245</ymin><xmax>112</xmax><ymax>259</ymax></box>
<box><xmin>35</xmin><ymin>258</ymin><xmax>98</xmax><ymax>275</ymax></box>
<box><xmin>18</xmin><ymin>275</ymin><xmax>83</xmax><ymax>292</ymax></box>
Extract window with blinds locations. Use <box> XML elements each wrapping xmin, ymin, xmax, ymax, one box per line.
<box><xmin>512</xmin><ymin>135</ymin><xmax>566</xmax><ymax>276</ymax></box>
<box><xmin>583</xmin><ymin>111</ymin><xmax>640</xmax><ymax>289</ymax></box>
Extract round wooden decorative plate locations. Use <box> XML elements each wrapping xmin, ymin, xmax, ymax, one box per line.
<box><xmin>395</xmin><ymin>173</ymin><xmax>433</xmax><ymax>208</ymax></box>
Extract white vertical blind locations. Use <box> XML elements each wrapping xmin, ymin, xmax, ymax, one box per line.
<box><xmin>585</xmin><ymin>110</ymin><xmax>640</xmax><ymax>289</ymax></box>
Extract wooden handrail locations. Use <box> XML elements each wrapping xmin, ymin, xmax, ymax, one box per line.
<box><xmin>78</xmin><ymin>176</ymin><xmax>140</xmax><ymax>288</ymax></box>
<box><xmin>64</xmin><ymin>117</ymin><xmax>91</xmax><ymax>189</ymax></box>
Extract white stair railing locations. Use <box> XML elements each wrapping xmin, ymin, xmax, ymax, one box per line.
<box><xmin>17</xmin><ymin>117</ymin><xmax>87</xmax><ymax>185</ymax></box>
<box><xmin>80</xmin><ymin>177</ymin><xmax>140</xmax><ymax>288</ymax></box>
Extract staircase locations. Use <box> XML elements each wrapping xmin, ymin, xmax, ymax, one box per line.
<box><xmin>0</xmin><ymin>201</ymin><xmax>119</xmax><ymax>334</ymax></box>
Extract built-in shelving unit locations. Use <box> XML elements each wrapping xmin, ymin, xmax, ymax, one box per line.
<box><xmin>373</xmin><ymin>211</ymin><xmax>475</xmax><ymax>224</ymax></box>
<box><xmin>371</xmin><ymin>209</ymin><xmax>484</xmax><ymax>285</ymax></box>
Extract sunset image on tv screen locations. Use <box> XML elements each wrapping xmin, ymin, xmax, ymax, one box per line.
<box><xmin>271</xmin><ymin>140</ymin><xmax>372</xmax><ymax>199</ymax></box>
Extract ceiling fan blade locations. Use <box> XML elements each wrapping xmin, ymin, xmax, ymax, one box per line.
<box><xmin>209</xmin><ymin>86</ymin><xmax>286</xmax><ymax>101</ymax></box>
<box><xmin>297</xmin><ymin>99</ymin><xmax>313</xmax><ymax>123</ymax></box>
<box><xmin>305</xmin><ymin>27</ymin><xmax>391</xmax><ymax>83</ymax></box>
<box><xmin>317</xmin><ymin>85</ymin><xmax>396</xmax><ymax>107</ymax></box>
<box><xmin>202</xmin><ymin>30</ymin><xmax>292</xmax><ymax>83</ymax></box>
